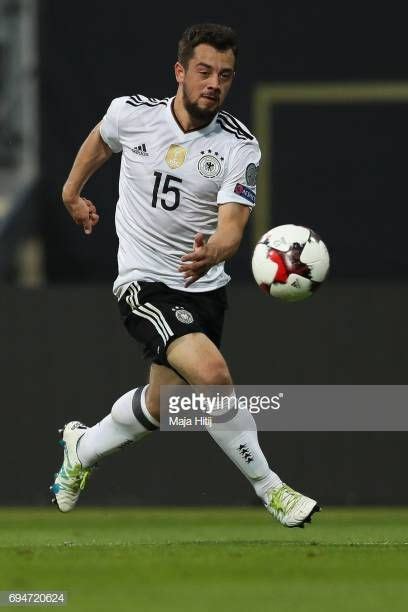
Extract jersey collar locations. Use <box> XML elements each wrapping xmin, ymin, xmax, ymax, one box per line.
<box><xmin>165</xmin><ymin>97</ymin><xmax>218</xmax><ymax>141</ymax></box>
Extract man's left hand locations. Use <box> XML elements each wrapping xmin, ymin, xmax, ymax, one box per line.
<box><xmin>179</xmin><ymin>233</ymin><xmax>218</xmax><ymax>287</ymax></box>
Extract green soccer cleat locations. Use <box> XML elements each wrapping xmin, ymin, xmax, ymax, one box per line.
<box><xmin>264</xmin><ymin>483</ymin><xmax>320</xmax><ymax>528</ymax></box>
<box><xmin>50</xmin><ymin>421</ymin><xmax>94</xmax><ymax>513</ymax></box>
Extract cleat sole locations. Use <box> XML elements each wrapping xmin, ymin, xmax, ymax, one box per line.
<box><xmin>297</xmin><ymin>503</ymin><xmax>321</xmax><ymax>528</ymax></box>
<box><xmin>285</xmin><ymin>503</ymin><xmax>321</xmax><ymax>528</ymax></box>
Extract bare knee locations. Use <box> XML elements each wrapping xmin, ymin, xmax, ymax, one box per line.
<box><xmin>196</xmin><ymin>360</ymin><xmax>232</xmax><ymax>386</ymax></box>
<box><xmin>166</xmin><ymin>333</ymin><xmax>233</xmax><ymax>387</ymax></box>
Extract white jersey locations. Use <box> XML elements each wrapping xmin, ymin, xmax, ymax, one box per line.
<box><xmin>99</xmin><ymin>94</ymin><xmax>261</xmax><ymax>297</ymax></box>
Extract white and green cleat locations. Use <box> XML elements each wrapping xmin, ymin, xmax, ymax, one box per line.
<box><xmin>50</xmin><ymin>421</ymin><xmax>93</xmax><ymax>513</ymax></box>
<box><xmin>264</xmin><ymin>483</ymin><xmax>320</xmax><ymax>528</ymax></box>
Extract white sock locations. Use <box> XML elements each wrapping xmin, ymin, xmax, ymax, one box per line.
<box><xmin>77</xmin><ymin>385</ymin><xmax>159</xmax><ymax>468</ymax></box>
<box><xmin>206</xmin><ymin>396</ymin><xmax>282</xmax><ymax>498</ymax></box>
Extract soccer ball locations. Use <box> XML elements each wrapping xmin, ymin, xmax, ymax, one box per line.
<box><xmin>252</xmin><ymin>224</ymin><xmax>330</xmax><ymax>301</ymax></box>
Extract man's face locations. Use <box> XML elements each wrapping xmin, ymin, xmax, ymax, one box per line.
<box><xmin>175</xmin><ymin>43</ymin><xmax>235</xmax><ymax>123</ymax></box>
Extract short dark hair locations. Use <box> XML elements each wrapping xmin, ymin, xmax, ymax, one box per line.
<box><xmin>177</xmin><ymin>23</ymin><xmax>238</xmax><ymax>68</ymax></box>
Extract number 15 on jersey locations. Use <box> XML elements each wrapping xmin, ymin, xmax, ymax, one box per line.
<box><xmin>151</xmin><ymin>172</ymin><xmax>182</xmax><ymax>211</ymax></box>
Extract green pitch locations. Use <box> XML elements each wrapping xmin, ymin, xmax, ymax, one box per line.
<box><xmin>1</xmin><ymin>507</ymin><xmax>407</xmax><ymax>611</ymax></box>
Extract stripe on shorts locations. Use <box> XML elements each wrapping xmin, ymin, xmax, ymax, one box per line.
<box><xmin>126</xmin><ymin>283</ymin><xmax>174</xmax><ymax>346</ymax></box>
<box><xmin>134</xmin><ymin>281</ymin><xmax>174</xmax><ymax>338</ymax></box>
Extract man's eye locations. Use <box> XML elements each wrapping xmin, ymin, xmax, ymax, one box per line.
<box><xmin>199</xmin><ymin>71</ymin><xmax>209</xmax><ymax>76</ymax></box>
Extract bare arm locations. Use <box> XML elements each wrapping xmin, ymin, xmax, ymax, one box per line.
<box><xmin>179</xmin><ymin>203</ymin><xmax>251</xmax><ymax>287</ymax></box>
<box><xmin>62</xmin><ymin>122</ymin><xmax>112</xmax><ymax>234</ymax></box>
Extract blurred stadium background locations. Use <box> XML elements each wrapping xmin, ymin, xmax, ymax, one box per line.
<box><xmin>2</xmin><ymin>0</ymin><xmax>408</xmax><ymax>507</ymax></box>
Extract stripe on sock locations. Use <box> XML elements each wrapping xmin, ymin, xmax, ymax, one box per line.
<box><xmin>132</xmin><ymin>386</ymin><xmax>159</xmax><ymax>431</ymax></box>
<box><xmin>141</xmin><ymin>385</ymin><xmax>160</xmax><ymax>428</ymax></box>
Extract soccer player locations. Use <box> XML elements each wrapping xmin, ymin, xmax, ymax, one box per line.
<box><xmin>51</xmin><ymin>23</ymin><xmax>319</xmax><ymax>527</ymax></box>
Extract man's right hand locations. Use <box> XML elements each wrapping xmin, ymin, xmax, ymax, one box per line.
<box><xmin>63</xmin><ymin>195</ymin><xmax>100</xmax><ymax>235</ymax></box>
<box><xmin>61</xmin><ymin>122</ymin><xmax>111</xmax><ymax>235</ymax></box>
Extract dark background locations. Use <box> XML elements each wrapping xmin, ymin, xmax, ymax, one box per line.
<box><xmin>3</xmin><ymin>1</ymin><xmax>408</xmax><ymax>505</ymax></box>
<box><xmin>39</xmin><ymin>0</ymin><xmax>408</xmax><ymax>282</ymax></box>
<box><xmin>3</xmin><ymin>283</ymin><xmax>408</xmax><ymax>506</ymax></box>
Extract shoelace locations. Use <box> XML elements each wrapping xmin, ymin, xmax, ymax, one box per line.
<box><xmin>61</xmin><ymin>465</ymin><xmax>91</xmax><ymax>492</ymax></box>
<box><xmin>79</xmin><ymin>469</ymin><xmax>91</xmax><ymax>490</ymax></box>
<box><xmin>271</xmin><ymin>486</ymin><xmax>300</xmax><ymax>513</ymax></box>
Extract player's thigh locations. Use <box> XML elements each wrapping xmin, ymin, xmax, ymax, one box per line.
<box><xmin>145</xmin><ymin>363</ymin><xmax>186</xmax><ymax>419</ymax></box>
<box><xmin>166</xmin><ymin>332</ymin><xmax>233</xmax><ymax>386</ymax></box>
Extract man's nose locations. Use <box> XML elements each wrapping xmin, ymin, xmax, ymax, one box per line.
<box><xmin>207</xmin><ymin>73</ymin><xmax>221</xmax><ymax>90</ymax></box>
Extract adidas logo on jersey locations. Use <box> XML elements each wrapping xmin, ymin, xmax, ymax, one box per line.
<box><xmin>132</xmin><ymin>143</ymin><xmax>149</xmax><ymax>157</ymax></box>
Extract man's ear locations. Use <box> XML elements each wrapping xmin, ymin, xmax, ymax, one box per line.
<box><xmin>174</xmin><ymin>61</ymin><xmax>185</xmax><ymax>85</ymax></box>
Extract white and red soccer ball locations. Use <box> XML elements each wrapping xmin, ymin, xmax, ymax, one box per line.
<box><xmin>252</xmin><ymin>224</ymin><xmax>330</xmax><ymax>301</ymax></box>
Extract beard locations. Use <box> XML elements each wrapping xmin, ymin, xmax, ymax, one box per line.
<box><xmin>182</xmin><ymin>85</ymin><xmax>220</xmax><ymax>124</ymax></box>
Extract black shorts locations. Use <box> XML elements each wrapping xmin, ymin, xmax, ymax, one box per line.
<box><xmin>118</xmin><ymin>281</ymin><xmax>228</xmax><ymax>366</ymax></box>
